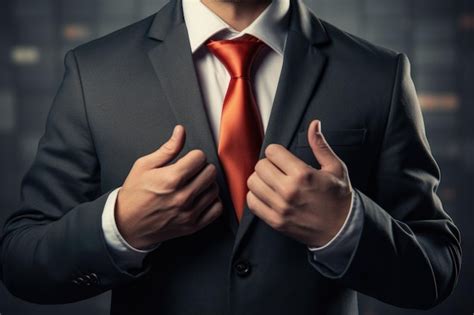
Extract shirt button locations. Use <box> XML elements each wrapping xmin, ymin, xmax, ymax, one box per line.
<box><xmin>234</xmin><ymin>260</ymin><xmax>251</xmax><ymax>277</ymax></box>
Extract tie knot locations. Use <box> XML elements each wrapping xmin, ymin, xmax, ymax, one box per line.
<box><xmin>206</xmin><ymin>34</ymin><xmax>265</xmax><ymax>79</ymax></box>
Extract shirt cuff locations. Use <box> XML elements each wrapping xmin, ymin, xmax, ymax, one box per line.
<box><xmin>101</xmin><ymin>187</ymin><xmax>160</xmax><ymax>271</ymax></box>
<box><xmin>307</xmin><ymin>189</ymin><xmax>364</xmax><ymax>277</ymax></box>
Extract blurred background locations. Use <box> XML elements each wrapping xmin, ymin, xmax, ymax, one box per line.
<box><xmin>0</xmin><ymin>0</ymin><xmax>473</xmax><ymax>314</ymax></box>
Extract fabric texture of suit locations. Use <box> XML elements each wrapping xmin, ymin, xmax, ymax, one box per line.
<box><xmin>0</xmin><ymin>0</ymin><xmax>461</xmax><ymax>314</ymax></box>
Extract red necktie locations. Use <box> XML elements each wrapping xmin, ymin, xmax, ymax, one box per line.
<box><xmin>206</xmin><ymin>34</ymin><xmax>265</xmax><ymax>222</ymax></box>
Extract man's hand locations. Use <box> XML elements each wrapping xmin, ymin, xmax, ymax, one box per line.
<box><xmin>115</xmin><ymin>125</ymin><xmax>223</xmax><ymax>250</ymax></box>
<box><xmin>246</xmin><ymin>120</ymin><xmax>353</xmax><ymax>248</ymax></box>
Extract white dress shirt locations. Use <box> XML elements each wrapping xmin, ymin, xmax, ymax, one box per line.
<box><xmin>101</xmin><ymin>0</ymin><xmax>364</xmax><ymax>276</ymax></box>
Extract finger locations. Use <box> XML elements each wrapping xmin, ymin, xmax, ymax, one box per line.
<box><xmin>177</xmin><ymin>163</ymin><xmax>217</xmax><ymax>199</ymax></box>
<box><xmin>175</xmin><ymin>184</ymin><xmax>220</xmax><ymax>223</ymax></box>
<box><xmin>307</xmin><ymin>120</ymin><xmax>341</xmax><ymax>173</ymax></box>
<box><xmin>264</xmin><ymin>144</ymin><xmax>308</xmax><ymax>176</ymax></box>
<box><xmin>186</xmin><ymin>181</ymin><xmax>219</xmax><ymax>212</ymax></box>
<box><xmin>139</xmin><ymin>125</ymin><xmax>186</xmax><ymax>169</ymax></box>
<box><xmin>148</xmin><ymin>160</ymin><xmax>214</xmax><ymax>195</ymax></box>
<box><xmin>247</xmin><ymin>172</ymin><xmax>285</xmax><ymax>211</ymax></box>
<box><xmin>167</xmin><ymin>149</ymin><xmax>209</xmax><ymax>187</ymax></box>
<box><xmin>194</xmin><ymin>199</ymin><xmax>223</xmax><ymax>230</ymax></box>
<box><xmin>246</xmin><ymin>191</ymin><xmax>282</xmax><ymax>229</ymax></box>
<box><xmin>254</xmin><ymin>158</ymin><xmax>287</xmax><ymax>194</ymax></box>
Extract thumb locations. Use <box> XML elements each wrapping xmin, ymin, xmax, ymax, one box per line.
<box><xmin>141</xmin><ymin>125</ymin><xmax>186</xmax><ymax>169</ymax></box>
<box><xmin>307</xmin><ymin>120</ymin><xmax>340</xmax><ymax>172</ymax></box>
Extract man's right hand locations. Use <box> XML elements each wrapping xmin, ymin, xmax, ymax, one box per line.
<box><xmin>115</xmin><ymin>125</ymin><xmax>223</xmax><ymax>250</ymax></box>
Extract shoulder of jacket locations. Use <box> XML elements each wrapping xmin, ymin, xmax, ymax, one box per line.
<box><xmin>71</xmin><ymin>13</ymin><xmax>156</xmax><ymax>60</ymax></box>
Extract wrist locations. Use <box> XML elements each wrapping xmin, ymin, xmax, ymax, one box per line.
<box><xmin>308</xmin><ymin>189</ymin><xmax>353</xmax><ymax>248</ymax></box>
<box><xmin>114</xmin><ymin>188</ymin><xmax>140</xmax><ymax>248</ymax></box>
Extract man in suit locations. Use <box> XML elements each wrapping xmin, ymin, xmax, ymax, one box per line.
<box><xmin>0</xmin><ymin>0</ymin><xmax>461</xmax><ymax>314</ymax></box>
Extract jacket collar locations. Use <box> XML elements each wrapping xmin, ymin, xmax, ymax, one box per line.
<box><xmin>146</xmin><ymin>0</ymin><xmax>330</xmax><ymax>47</ymax></box>
<box><xmin>182</xmin><ymin>0</ymin><xmax>290</xmax><ymax>55</ymax></box>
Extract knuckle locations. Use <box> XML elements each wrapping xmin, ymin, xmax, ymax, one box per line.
<box><xmin>339</xmin><ymin>161</ymin><xmax>348</xmax><ymax>174</ymax></box>
<box><xmin>264</xmin><ymin>145</ymin><xmax>273</xmax><ymax>157</ymax></box>
<box><xmin>246</xmin><ymin>174</ymin><xmax>255</xmax><ymax>188</ymax></box>
<box><xmin>206</xmin><ymin>163</ymin><xmax>217</xmax><ymax>179</ymax></box>
<box><xmin>172</xmin><ymin>191</ymin><xmax>189</xmax><ymax>208</ymax></box>
<box><xmin>215</xmin><ymin>201</ymin><xmax>224</xmax><ymax>213</ymax></box>
<box><xmin>183</xmin><ymin>211</ymin><xmax>198</xmax><ymax>225</ymax></box>
<box><xmin>133</xmin><ymin>157</ymin><xmax>147</xmax><ymax>168</ymax></box>
<box><xmin>316</xmin><ymin>134</ymin><xmax>329</xmax><ymax>149</ymax></box>
<box><xmin>176</xmin><ymin>212</ymin><xmax>189</xmax><ymax>225</ymax></box>
<box><xmin>275</xmin><ymin>200</ymin><xmax>291</xmax><ymax>215</ymax></box>
<box><xmin>161</xmin><ymin>139</ymin><xmax>178</xmax><ymax>152</ymax></box>
<box><xmin>210</xmin><ymin>202</ymin><xmax>223</xmax><ymax>219</ymax></box>
<box><xmin>335</xmin><ymin>185</ymin><xmax>348</xmax><ymax>198</ymax></box>
<box><xmin>208</xmin><ymin>162</ymin><xmax>217</xmax><ymax>173</ymax></box>
<box><xmin>265</xmin><ymin>144</ymin><xmax>279</xmax><ymax>157</ymax></box>
<box><xmin>325</xmin><ymin>177</ymin><xmax>342</xmax><ymax>194</ymax></box>
<box><xmin>271</xmin><ymin>216</ymin><xmax>286</xmax><ymax>230</ymax></box>
<box><xmin>254</xmin><ymin>159</ymin><xmax>264</xmax><ymax>173</ymax></box>
<box><xmin>246</xmin><ymin>192</ymin><xmax>254</xmax><ymax>208</ymax></box>
<box><xmin>192</xmin><ymin>149</ymin><xmax>207</xmax><ymax>164</ymax></box>
<box><xmin>336</xmin><ymin>180</ymin><xmax>350</xmax><ymax>195</ymax></box>
<box><xmin>293</xmin><ymin>168</ymin><xmax>312</xmax><ymax>184</ymax></box>
<box><xmin>318</xmin><ymin>142</ymin><xmax>329</xmax><ymax>150</ymax></box>
<box><xmin>163</xmin><ymin>175</ymin><xmax>181</xmax><ymax>189</ymax></box>
<box><xmin>280</xmin><ymin>185</ymin><xmax>298</xmax><ymax>202</ymax></box>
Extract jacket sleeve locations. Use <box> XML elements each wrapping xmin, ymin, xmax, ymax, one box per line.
<box><xmin>102</xmin><ymin>187</ymin><xmax>160</xmax><ymax>270</ymax></box>
<box><xmin>0</xmin><ymin>50</ymin><xmax>151</xmax><ymax>304</ymax></box>
<box><xmin>334</xmin><ymin>53</ymin><xmax>462</xmax><ymax>309</ymax></box>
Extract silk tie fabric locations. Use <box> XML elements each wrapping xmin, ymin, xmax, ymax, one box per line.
<box><xmin>206</xmin><ymin>34</ymin><xmax>265</xmax><ymax>222</ymax></box>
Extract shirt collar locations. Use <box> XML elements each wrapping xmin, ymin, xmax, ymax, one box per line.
<box><xmin>182</xmin><ymin>0</ymin><xmax>290</xmax><ymax>56</ymax></box>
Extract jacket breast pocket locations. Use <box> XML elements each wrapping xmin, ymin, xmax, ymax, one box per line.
<box><xmin>296</xmin><ymin>128</ymin><xmax>367</xmax><ymax>147</ymax></box>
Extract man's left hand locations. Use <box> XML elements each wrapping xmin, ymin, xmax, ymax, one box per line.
<box><xmin>246</xmin><ymin>119</ymin><xmax>354</xmax><ymax>248</ymax></box>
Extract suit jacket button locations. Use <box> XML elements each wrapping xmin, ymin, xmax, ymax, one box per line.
<box><xmin>90</xmin><ymin>272</ymin><xmax>100</xmax><ymax>284</ymax></box>
<box><xmin>234</xmin><ymin>260</ymin><xmax>251</xmax><ymax>277</ymax></box>
<box><xmin>84</xmin><ymin>275</ymin><xmax>92</xmax><ymax>286</ymax></box>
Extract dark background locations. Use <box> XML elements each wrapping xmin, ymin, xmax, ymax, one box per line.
<box><xmin>0</xmin><ymin>0</ymin><xmax>473</xmax><ymax>314</ymax></box>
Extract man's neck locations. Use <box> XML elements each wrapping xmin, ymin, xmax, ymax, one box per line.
<box><xmin>201</xmin><ymin>0</ymin><xmax>272</xmax><ymax>31</ymax></box>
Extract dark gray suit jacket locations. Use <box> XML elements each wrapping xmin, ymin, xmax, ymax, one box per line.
<box><xmin>0</xmin><ymin>0</ymin><xmax>461</xmax><ymax>314</ymax></box>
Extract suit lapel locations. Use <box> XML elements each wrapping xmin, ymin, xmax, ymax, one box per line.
<box><xmin>232</xmin><ymin>0</ymin><xmax>331</xmax><ymax>255</ymax></box>
<box><xmin>143</xmin><ymin>0</ymin><xmax>332</xmax><ymax>246</ymax></box>
<box><xmin>145</xmin><ymin>0</ymin><xmax>239</xmax><ymax>234</ymax></box>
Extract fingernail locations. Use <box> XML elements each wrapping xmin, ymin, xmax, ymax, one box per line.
<box><xmin>172</xmin><ymin>125</ymin><xmax>180</xmax><ymax>138</ymax></box>
<box><xmin>315</xmin><ymin>120</ymin><xmax>321</xmax><ymax>133</ymax></box>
